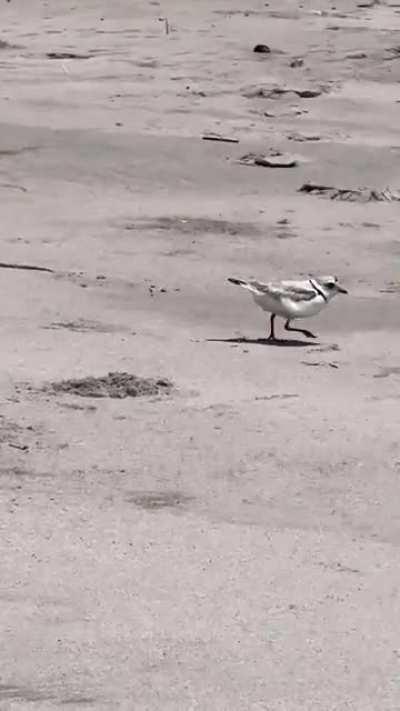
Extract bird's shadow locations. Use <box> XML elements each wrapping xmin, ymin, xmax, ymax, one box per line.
<box><xmin>206</xmin><ymin>336</ymin><xmax>319</xmax><ymax>348</ymax></box>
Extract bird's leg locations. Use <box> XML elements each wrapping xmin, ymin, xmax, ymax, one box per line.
<box><xmin>284</xmin><ymin>319</ymin><xmax>317</xmax><ymax>339</ymax></box>
<box><xmin>267</xmin><ymin>314</ymin><xmax>277</xmax><ymax>340</ymax></box>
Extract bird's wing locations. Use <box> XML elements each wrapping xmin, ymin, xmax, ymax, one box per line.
<box><xmin>248</xmin><ymin>280</ymin><xmax>318</xmax><ymax>302</ymax></box>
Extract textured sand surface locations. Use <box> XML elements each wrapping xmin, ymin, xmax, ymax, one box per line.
<box><xmin>1</xmin><ymin>1</ymin><xmax>400</xmax><ymax>709</ymax></box>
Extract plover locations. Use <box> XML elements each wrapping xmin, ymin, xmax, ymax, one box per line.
<box><xmin>227</xmin><ymin>274</ymin><xmax>348</xmax><ymax>340</ymax></box>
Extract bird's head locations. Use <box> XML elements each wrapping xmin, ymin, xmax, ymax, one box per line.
<box><xmin>312</xmin><ymin>275</ymin><xmax>348</xmax><ymax>301</ymax></box>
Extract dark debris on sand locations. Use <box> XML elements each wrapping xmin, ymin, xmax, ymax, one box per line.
<box><xmin>299</xmin><ymin>183</ymin><xmax>400</xmax><ymax>202</ymax></box>
<box><xmin>45</xmin><ymin>372</ymin><xmax>173</xmax><ymax>399</ymax></box>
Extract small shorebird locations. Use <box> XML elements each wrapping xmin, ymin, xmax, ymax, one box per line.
<box><xmin>227</xmin><ymin>274</ymin><xmax>348</xmax><ymax>340</ymax></box>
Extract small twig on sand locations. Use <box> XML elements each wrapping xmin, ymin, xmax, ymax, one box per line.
<box><xmin>0</xmin><ymin>182</ymin><xmax>28</xmax><ymax>192</ymax></box>
<box><xmin>8</xmin><ymin>443</ymin><xmax>29</xmax><ymax>451</ymax></box>
<box><xmin>202</xmin><ymin>133</ymin><xmax>239</xmax><ymax>144</ymax></box>
<box><xmin>0</xmin><ymin>262</ymin><xmax>54</xmax><ymax>273</ymax></box>
<box><xmin>46</xmin><ymin>52</ymin><xmax>90</xmax><ymax>60</ymax></box>
<box><xmin>165</xmin><ymin>17</ymin><xmax>169</xmax><ymax>34</ymax></box>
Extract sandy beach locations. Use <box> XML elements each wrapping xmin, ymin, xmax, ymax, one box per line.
<box><xmin>1</xmin><ymin>1</ymin><xmax>400</xmax><ymax>708</ymax></box>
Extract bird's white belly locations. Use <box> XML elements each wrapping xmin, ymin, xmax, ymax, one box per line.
<box><xmin>253</xmin><ymin>293</ymin><xmax>325</xmax><ymax>319</ymax></box>
<box><xmin>252</xmin><ymin>292</ymin><xmax>285</xmax><ymax>316</ymax></box>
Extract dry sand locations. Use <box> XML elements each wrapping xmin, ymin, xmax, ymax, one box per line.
<box><xmin>1</xmin><ymin>1</ymin><xmax>400</xmax><ymax>709</ymax></box>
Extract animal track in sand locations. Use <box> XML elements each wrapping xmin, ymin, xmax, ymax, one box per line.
<box><xmin>126</xmin><ymin>490</ymin><xmax>194</xmax><ymax>511</ymax></box>
<box><xmin>124</xmin><ymin>216</ymin><xmax>260</xmax><ymax>237</ymax></box>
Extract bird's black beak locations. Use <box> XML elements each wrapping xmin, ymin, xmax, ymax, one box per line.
<box><xmin>337</xmin><ymin>285</ymin><xmax>348</xmax><ymax>294</ymax></box>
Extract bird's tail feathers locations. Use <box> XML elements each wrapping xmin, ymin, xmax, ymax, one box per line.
<box><xmin>227</xmin><ymin>277</ymin><xmax>247</xmax><ymax>287</ymax></box>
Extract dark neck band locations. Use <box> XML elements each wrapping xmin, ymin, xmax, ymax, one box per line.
<box><xmin>309</xmin><ymin>278</ymin><xmax>327</xmax><ymax>302</ymax></box>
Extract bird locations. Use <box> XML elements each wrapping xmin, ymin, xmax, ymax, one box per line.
<box><xmin>227</xmin><ymin>274</ymin><xmax>348</xmax><ymax>340</ymax></box>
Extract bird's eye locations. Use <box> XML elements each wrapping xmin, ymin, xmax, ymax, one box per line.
<box><xmin>326</xmin><ymin>282</ymin><xmax>335</xmax><ymax>289</ymax></box>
